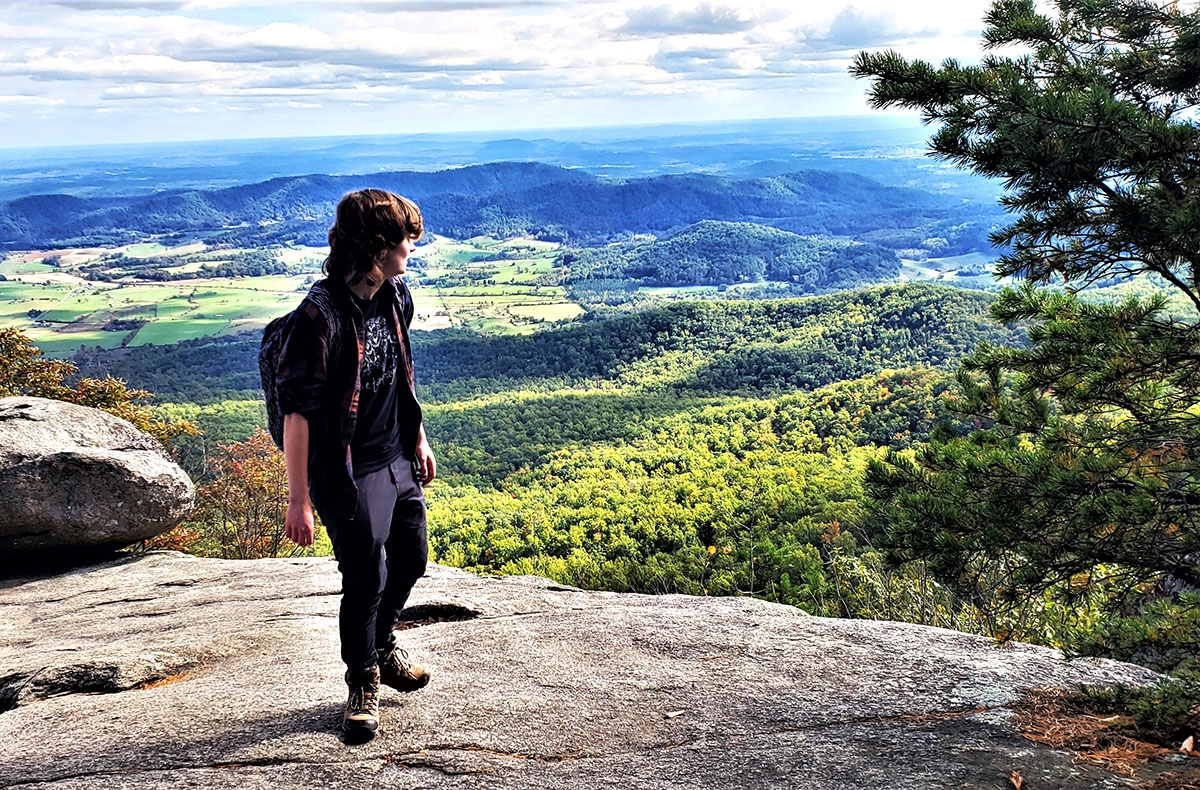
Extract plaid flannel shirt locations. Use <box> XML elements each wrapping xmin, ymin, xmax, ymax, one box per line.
<box><xmin>274</xmin><ymin>276</ymin><xmax>421</xmax><ymax>514</ymax></box>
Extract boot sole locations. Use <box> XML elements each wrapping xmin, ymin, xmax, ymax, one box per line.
<box><xmin>343</xmin><ymin>718</ymin><xmax>378</xmax><ymax>743</ymax></box>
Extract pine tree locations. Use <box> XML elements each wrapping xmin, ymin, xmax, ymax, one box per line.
<box><xmin>852</xmin><ymin>0</ymin><xmax>1200</xmax><ymax>687</ymax></box>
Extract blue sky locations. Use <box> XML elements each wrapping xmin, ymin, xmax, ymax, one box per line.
<box><xmin>0</xmin><ymin>0</ymin><xmax>994</xmax><ymax>147</ymax></box>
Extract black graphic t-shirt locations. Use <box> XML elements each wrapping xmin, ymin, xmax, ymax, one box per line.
<box><xmin>350</xmin><ymin>291</ymin><xmax>402</xmax><ymax>475</ymax></box>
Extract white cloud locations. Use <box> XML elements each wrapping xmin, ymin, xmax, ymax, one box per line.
<box><xmin>616</xmin><ymin>3</ymin><xmax>774</xmax><ymax>36</ymax></box>
<box><xmin>0</xmin><ymin>93</ymin><xmax>64</xmax><ymax>105</ymax></box>
<box><xmin>338</xmin><ymin>0</ymin><xmax>590</xmax><ymax>10</ymax></box>
<box><xmin>13</xmin><ymin>1</ymin><xmax>191</xmax><ymax>9</ymax></box>
<box><xmin>806</xmin><ymin>6</ymin><xmax>938</xmax><ymax>49</ymax></box>
<box><xmin>0</xmin><ymin>0</ymin><xmax>993</xmax><ymax>146</ymax></box>
<box><xmin>461</xmin><ymin>72</ymin><xmax>505</xmax><ymax>86</ymax></box>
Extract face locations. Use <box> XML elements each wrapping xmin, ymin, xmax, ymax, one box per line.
<box><xmin>376</xmin><ymin>237</ymin><xmax>416</xmax><ymax>279</ymax></box>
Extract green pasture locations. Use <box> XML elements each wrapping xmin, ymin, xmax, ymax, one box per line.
<box><xmin>899</xmin><ymin>252</ymin><xmax>994</xmax><ymax>279</ymax></box>
<box><xmin>418</xmin><ymin>238</ymin><xmax>497</xmax><ymax>267</ymax></box>
<box><xmin>438</xmin><ymin>295</ymin><xmax>570</xmax><ymax>307</ymax></box>
<box><xmin>493</xmin><ymin>238</ymin><xmax>559</xmax><ymax>252</ymax></box>
<box><xmin>275</xmin><ymin>246</ymin><xmax>327</xmax><ymax>268</ymax></box>
<box><xmin>417</xmin><ymin>236</ymin><xmax>558</xmax><ymax>277</ymax></box>
<box><xmin>437</xmin><ymin>286</ymin><xmax>548</xmax><ymax>298</ymax></box>
<box><xmin>0</xmin><ymin>275</ymin><xmax>308</xmax><ymax>356</ymax></box>
<box><xmin>122</xmin><ymin>243</ymin><xmax>172</xmax><ymax>257</ymax></box>
<box><xmin>131</xmin><ymin>318</ymin><xmax>231</xmax><ymax>346</ymax></box>
<box><xmin>0</xmin><ymin>282</ymin><xmax>72</xmax><ymax>321</ymax></box>
<box><xmin>501</xmin><ymin>269</ymin><xmax>552</xmax><ymax>284</ymax></box>
<box><xmin>160</xmin><ymin>261</ymin><xmax>207</xmax><ymax>276</ymax></box>
<box><xmin>462</xmin><ymin>236</ymin><xmax>504</xmax><ymax>249</ymax></box>
<box><xmin>1</xmin><ymin>237</ymin><xmax>577</xmax><ymax>354</ymax></box>
<box><xmin>238</xmin><ymin>274</ymin><xmax>312</xmax><ymax>292</ymax></box>
<box><xmin>23</xmin><ymin>328</ymin><xmax>127</xmax><ymax>355</ymax></box>
<box><xmin>460</xmin><ymin>315</ymin><xmax>530</xmax><ymax>334</ymax></box>
<box><xmin>463</xmin><ymin>236</ymin><xmax>556</xmax><ymax>254</ymax></box>
<box><xmin>115</xmin><ymin>241</ymin><xmax>204</xmax><ymax>258</ymax></box>
<box><xmin>410</xmin><ymin>236</ymin><xmax>573</xmax><ymax>333</ymax></box>
<box><xmin>154</xmin><ymin>298</ymin><xmax>201</xmax><ymax>319</ymax></box>
<box><xmin>928</xmin><ymin>252</ymin><xmax>993</xmax><ymax>271</ymax></box>
<box><xmin>0</xmin><ymin>258</ymin><xmax>55</xmax><ymax>276</ymax></box>
<box><xmin>428</xmin><ymin>248</ymin><xmax>496</xmax><ymax>266</ymax></box>
<box><xmin>508</xmin><ymin>303</ymin><xmax>584</xmax><ymax>322</ymax></box>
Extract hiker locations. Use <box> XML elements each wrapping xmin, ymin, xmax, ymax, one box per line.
<box><xmin>275</xmin><ymin>188</ymin><xmax>435</xmax><ymax>739</ymax></box>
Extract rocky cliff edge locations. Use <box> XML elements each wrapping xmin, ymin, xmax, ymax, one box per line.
<box><xmin>0</xmin><ymin>553</ymin><xmax>1165</xmax><ymax>789</ymax></box>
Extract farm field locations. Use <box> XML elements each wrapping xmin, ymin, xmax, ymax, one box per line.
<box><xmin>0</xmin><ymin>235</ymin><xmax>578</xmax><ymax>355</ymax></box>
<box><xmin>0</xmin><ymin>235</ymin><xmax>1039</xmax><ymax>358</ymax></box>
<box><xmin>0</xmin><ymin>275</ymin><xmax>312</xmax><ymax>355</ymax></box>
<box><xmin>411</xmin><ymin>236</ymin><xmax>581</xmax><ymax>333</ymax></box>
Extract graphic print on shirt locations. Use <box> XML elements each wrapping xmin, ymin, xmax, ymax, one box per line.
<box><xmin>360</xmin><ymin>315</ymin><xmax>398</xmax><ymax>393</ymax></box>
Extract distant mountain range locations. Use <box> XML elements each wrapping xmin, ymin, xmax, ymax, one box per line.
<box><xmin>0</xmin><ymin>117</ymin><xmax>1002</xmax><ymax>203</ymax></box>
<box><xmin>0</xmin><ymin>162</ymin><xmax>1005</xmax><ymax>254</ymax></box>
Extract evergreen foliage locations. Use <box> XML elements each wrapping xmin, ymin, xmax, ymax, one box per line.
<box><xmin>854</xmin><ymin>0</ymin><xmax>1200</xmax><ymax>693</ymax></box>
<box><xmin>857</xmin><ymin>0</ymin><xmax>1200</xmax><ymax>306</ymax></box>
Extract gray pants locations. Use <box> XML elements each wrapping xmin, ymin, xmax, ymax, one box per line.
<box><xmin>314</xmin><ymin>456</ymin><xmax>428</xmax><ymax>673</ymax></box>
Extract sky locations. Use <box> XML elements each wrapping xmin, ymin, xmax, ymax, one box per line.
<box><xmin>0</xmin><ymin>0</ymin><xmax>995</xmax><ymax>148</ymax></box>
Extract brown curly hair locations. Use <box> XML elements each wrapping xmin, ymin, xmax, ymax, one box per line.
<box><xmin>323</xmin><ymin>189</ymin><xmax>424</xmax><ymax>280</ymax></box>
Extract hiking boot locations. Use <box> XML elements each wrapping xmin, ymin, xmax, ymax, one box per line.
<box><xmin>378</xmin><ymin>643</ymin><xmax>430</xmax><ymax>692</ymax></box>
<box><xmin>343</xmin><ymin>666</ymin><xmax>380</xmax><ymax>739</ymax></box>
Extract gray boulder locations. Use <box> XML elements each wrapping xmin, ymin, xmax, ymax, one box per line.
<box><xmin>0</xmin><ymin>396</ymin><xmax>194</xmax><ymax>554</ymax></box>
<box><xmin>0</xmin><ymin>553</ymin><xmax>1172</xmax><ymax>789</ymax></box>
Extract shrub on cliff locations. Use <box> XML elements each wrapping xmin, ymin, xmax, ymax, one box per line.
<box><xmin>0</xmin><ymin>327</ymin><xmax>195</xmax><ymax>448</ymax></box>
<box><xmin>183</xmin><ymin>429</ymin><xmax>329</xmax><ymax>559</ymax></box>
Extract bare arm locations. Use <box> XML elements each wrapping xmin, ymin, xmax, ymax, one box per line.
<box><xmin>283</xmin><ymin>412</ymin><xmax>314</xmax><ymax>547</ymax></box>
<box><xmin>415</xmin><ymin>423</ymin><xmax>437</xmax><ymax>484</ymax></box>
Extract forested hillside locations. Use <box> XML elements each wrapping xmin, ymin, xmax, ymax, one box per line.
<box><xmin>425</xmin><ymin>366</ymin><xmax>963</xmax><ymax>611</ymax></box>
<box><xmin>564</xmin><ymin>220</ymin><xmax>898</xmax><ymax>289</ymax></box>
<box><xmin>1</xmin><ymin>163</ymin><xmax>1004</xmax><ymax>255</ymax></box>
<box><xmin>133</xmin><ymin>285</ymin><xmax>1000</xmax><ymax>626</ymax></box>
<box><xmin>75</xmin><ymin>284</ymin><xmax>1021</xmax><ymax>404</ymax></box>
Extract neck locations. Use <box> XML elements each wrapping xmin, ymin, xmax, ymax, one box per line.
<box><xmin>346</xmin><ymin>272</ymin><xmax>383</xmax><ymax>302</ymax></box>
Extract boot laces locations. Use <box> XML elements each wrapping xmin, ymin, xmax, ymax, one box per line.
<box><xmin>348</xmin><ymin>676</ymin><xmax>378</xmax><ymax>713</ymax></box>
<box><xmin>384</xmin><ymin>645</ymin><xmax>414</xmax><ymax>672</ymax></box>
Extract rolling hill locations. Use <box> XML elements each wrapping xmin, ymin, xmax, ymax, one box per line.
<box><xmin>2</xmin><ymin>163</ymin><xmax>1004</xmax><ymax>255</ymax></box>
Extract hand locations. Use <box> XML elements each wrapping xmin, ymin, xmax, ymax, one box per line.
<box><xmin>286</xmin><ymin>498</ymin><xmax>315</xmax><ymax>547</ymax></box>
<box><xmin>415</xmin><ymin>435</ymin><xmax>437</xmax><ymax>484</ymax></box>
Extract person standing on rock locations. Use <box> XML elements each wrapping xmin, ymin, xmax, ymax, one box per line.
<box><xmin>275</xmin><ymin>188</ymin><xmax>435</xmax><ymax>740</ymax></box>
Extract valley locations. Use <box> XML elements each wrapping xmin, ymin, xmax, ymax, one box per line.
<box><xmin>0</xmin><ymin>235</ymin><xmax>583</xmax><ymax>355</ymax></box>
<box><xmin>0</xmin><ymin>124</ymin><xmax>1068</xmax><ymax>645</ymax></box>
<box><xmin>0</xmin><ymin>232</ymin><xmax>1004</xmax><ymax>357</ymax></box>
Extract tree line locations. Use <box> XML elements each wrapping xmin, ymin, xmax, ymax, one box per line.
<box><xmin>72</xmin><ymin>284</ymin><xmax>1022</xmax><ymax>406</ymax></box>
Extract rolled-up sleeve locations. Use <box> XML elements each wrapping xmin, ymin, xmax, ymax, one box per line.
<box><xmin>275</xmin><ymin>305</ymin><xmax>329</xmax><ymax>419</ymax></box>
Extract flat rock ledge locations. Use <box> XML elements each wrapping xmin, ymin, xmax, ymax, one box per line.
<box><xmin>0</xmin><ymin>553</ymin><xmax>1166</xmax><ymax>789</ymax></box>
